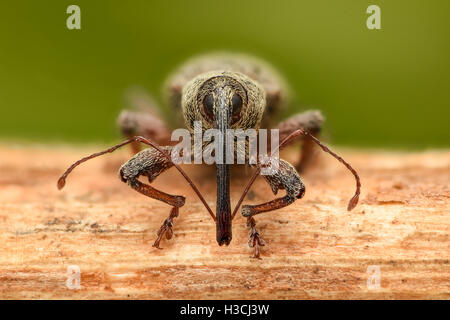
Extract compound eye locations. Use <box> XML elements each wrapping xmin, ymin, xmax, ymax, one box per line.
<box><xmin>203</xmin><ymin>93</ymin><xmax>214</xmax><ymax>121</ymax></box>
<box><xmin>231</xmin><ymin>93</ymin><xmax>243</xmax><ymax>123</ymax></box>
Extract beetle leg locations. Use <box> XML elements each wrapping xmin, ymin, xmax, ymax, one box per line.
<box><xmin>119</xmin><ymin>146</ymin><xmax>186</xmax><ymax>248</ymax></box>
<box><xmin>247</xmin><ymin>216</ymin><xmax>265</xmax><ymax>259</ymax></box>
<box><xmin>117</xmin><ymin>110</ymin><xmax>172</xmax><ymax>154</ymax></box>
<box><xmin>241</xmin><ymin>159</ymin><xmax>305</xmax><ymax>217</ymax></box>
<box><xmin>153</xmin><ymin>206</ymin><xmax>180</xmax><ymax>249</ymax></box>
<box><xmin>58</xmin><ymin>135</ymin><xmax>216</xmax><ymax>247</ymax></box>
<box><xmin>240</xmin><ymin>158</ymin><xmax>304</xmax><ymax>258</ymax></box>
<box><xmin>276</xmin><ymin>110</ymin><xmax>324</xmax><ymax>172</ymax></box>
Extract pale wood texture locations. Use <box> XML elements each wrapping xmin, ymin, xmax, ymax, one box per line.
<box><xmin>0</xmin><ymin>144</ymin><xmax>448</xmax><ymax>299</ymax></box>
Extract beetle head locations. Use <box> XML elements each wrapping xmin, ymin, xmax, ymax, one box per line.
<box><xmin>181</xmin><ymin>71</ymin><xmax>266</xmax><ymax>133</ymax></box>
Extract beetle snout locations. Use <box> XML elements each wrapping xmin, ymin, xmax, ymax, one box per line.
<box><xmin>217</xmin><ymin>234</ymin><xmax>232</xmax><ymax>246</ymax></box>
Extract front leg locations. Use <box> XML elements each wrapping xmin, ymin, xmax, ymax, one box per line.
<box><xmin>119</xmin><ymin>146</ymin><xmax>186</xmax><ymax>248</ymax></box>
<box><xmin>247</xmin><ymin>217</ymin><xmax>265</xmax><ymax>259</ymax></box>
<box><xmin>242</xmin><ymin>159</ymin><xmax>305</xmax><ymax>217</ymax></box>
<box><xmin>153</xmin><ymin>206</ymin><xmax>179</xmax><ymax>249</ymax></box>
<box><xmin>58</xmin><ymin>136</ymin><xmax>216</xmax><ymax>249</ymax></box>
<box><xmin>241</xmin><ymin>159</ymin><xmax>305</xmax><ymax>258</ymax></box>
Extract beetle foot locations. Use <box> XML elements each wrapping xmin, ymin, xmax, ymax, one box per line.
<box><xmin>152</xmin><ymin>207</ymin><xmax>179</xmax><ymax>249</ymax></box>
<box><xmin>247</xmin><ymin>217</ymin><xmax>265</xmax><ymax>259</ymax></box>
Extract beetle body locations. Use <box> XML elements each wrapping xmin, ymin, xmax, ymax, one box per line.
<box><xmin>58</xmin><ymin>53</ymin><xmax>361</xmax><ymax>257</ymax></box>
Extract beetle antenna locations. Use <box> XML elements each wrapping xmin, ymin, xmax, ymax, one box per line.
<box><xmin>57</xmin><ymin>136</ymin><xmax>215</xmax><ymax>220</ymax></box>
<box><xmin>280</xmin><ymin>130</ymin><xmax>361</xmax><ymax>211</ymax></box>
<box><xmin>232</xmin><ymin>129</ymin><xmax>361</xmax><ymax>219</ymax></box>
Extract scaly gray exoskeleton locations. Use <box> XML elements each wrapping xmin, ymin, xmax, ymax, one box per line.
<box><xmin>58</xmin><ymin>53</ymin><xmax>361</xmax><ymax>258</ymax></box>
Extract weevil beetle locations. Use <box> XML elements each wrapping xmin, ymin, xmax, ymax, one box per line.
<box><xmin>57</xmin><ymin>53</ymin><xmax>361</xmax><ymax>258</ymax></box>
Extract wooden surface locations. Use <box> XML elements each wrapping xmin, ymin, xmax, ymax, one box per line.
<box><xmin>0</xmin><ymin>144</ymin><xmax>448</xmax><ymax>299</ymax></box>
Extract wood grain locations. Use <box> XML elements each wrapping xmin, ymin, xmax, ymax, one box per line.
<box><xmin>0</xmin><ymin>144</ymin><xmax>448</xmax><ymax>299</ymax></box>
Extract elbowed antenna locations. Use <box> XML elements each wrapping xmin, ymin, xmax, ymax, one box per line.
<box><xmin>57</xmin><ymin>136</ymin><xmax>216</xmax><ymax>221</ymax></box>
<box><xmin>232</xmin><ymin>129</ymin><xmax>361</xmax><ymax>219</ymax></box>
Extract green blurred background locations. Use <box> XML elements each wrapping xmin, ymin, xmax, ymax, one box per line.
<box><xmin>0</xmin><ymin>0</ymin><xmax>449</xmax><ymax>148</ymax></box>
